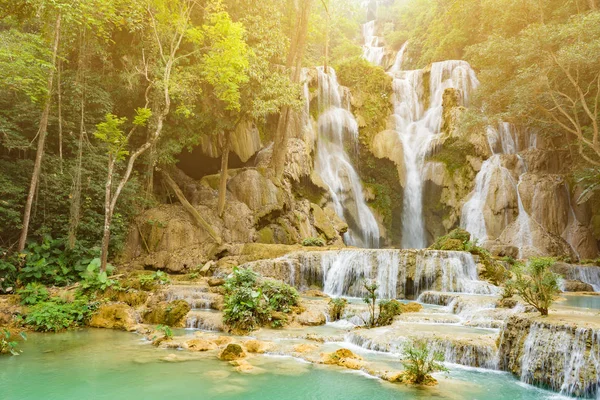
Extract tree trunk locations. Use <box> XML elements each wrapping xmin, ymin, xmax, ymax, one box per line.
<box><xmin>161</xmin><ymin>170</ymin><xmax>222</xmax><ymax>243</ymax></box>
<box><xmin>100</xmin><ymin>159</ymin><xmax>115</xmax><ymax>272</ymax></box>
<box><xmin>270</xmin><ymin>0</ymin><xmax>313</xmax><ymax>179</ymax></box>
<box><xmin>18</xmin><ymin>13</ymin><xmax>61</xmax><ymax>252</ymax></box>
<box><xmin>540</xmin><ymin>308</ymin><xmax>548</xmax><ymax>316</ymax></box>
<box><xmin>57</xmin><ymin>58</ymin><xmax>63</xmax><ymax>173</ymax></box>
<box><xmin>218</xmin><ymin>132</ymin><xmax>231</xmax><ymax>217</ymax></box>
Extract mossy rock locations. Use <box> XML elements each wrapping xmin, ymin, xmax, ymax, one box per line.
<box><xmin>89</xmin><ymin>303</ymin><xmax>138</xmax><ymax>332</ymax></box>
<box><xmin>143</xmin><ymin>300</ymin><xmax>190</xmax><ymax>327</ymax></box>
<box><xmin>218</xmin><ymin>343</ymin><xmax>246</xmax><ymax>361</ymax></box>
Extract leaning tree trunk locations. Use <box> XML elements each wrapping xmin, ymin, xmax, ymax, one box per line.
<box><xmin>217</xmin><ymin>132</ymin><xmax>231</xmax><ymax>217</ymax></box>
<box><xmin>18</xmin><ymin>13</ymin><xmax>62</xmax><ymax>252</ymax></box>
<box><xmin>161</xmin><ymin>170</ymin><xmax>222</xmax><ymax>243</ymax></box>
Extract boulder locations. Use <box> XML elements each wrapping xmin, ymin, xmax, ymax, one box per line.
<box><xmin>322</xmin><ymin>348</ymin><xmax>363</xmax><ymax>369</ymax></box>
<box><xmin>563</xmin><ymin>280</ymin><xmax>594</xmax><ymax>292</ymax></box>
<box><xmin>399</xmin><ymin>302</ymin><xmax>423</xmax><ymax>313</ymax></box>
<box><xmin>186</xmin><ymin>339</ymin><xmax>217</xmax><ymax>352</ymax></box>
<box><xmin>293</xmin><ymin>343</ymin><xmax>318</xmax><ymax>354</ymax></box>
<box><xmin>143</xmin><ymin>300</ymin><xmax>190</xmax><ymax>327</ymax></box>
<box><xmin>89</xmin><ymin>303</ymin><xmax>138</xmax><ymax>331</ymax></box>
<box><xmin>296</xmin><ymin>310</ymin><xmax>326</xmax><ymax>326</ymax></box>
<box><xmin>219</xmin><ymin>343</ymin><xmax>246</xmax><ymax>361</ymax></box>
<box><xmin>243</xmin><ymin>340</ymin><xmax>271</xmax><ymax>354</ymax></box>
<box><xmin>208</xmin><ymin>278</ymin><xmax>226</xmax><ymax>287</ymax></box>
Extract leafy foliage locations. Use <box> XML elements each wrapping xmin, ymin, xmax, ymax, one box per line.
<box><xmin>223</xmin><ymin>267</ymin><xmax>298</xmax><ymax>333</ymax></box>
<box><xmin>328</xmin><ymin>297</ymin><xmax>347</xmax><ymax>321</ymax></box>
<box><xmin>24</xmin><ymin>297</ymin><xmax>96</xmax><ymax>332</ymax></box>
<box><xmin>17</xmin><ymin>282</ymin><xmax>49</xmax><ymax>305</ymax></box>
<box><xmin>1</xmin><ymin>329</ymin><xmax>27</xmax><ymax>356</ymax></box>
<box><xmin>402</xmin><ymin>339</ymin><xmax>448</xmax><ymax>385</ymax></box>
<box><xmin>508</xmin><ymin>257</ymin><xmax>560</xmax><ymax>316</ymax></box>
<box><xmin>362</xmin><ymin>280</ymin><xmax>402</xmax><ymax>328</ymax></box>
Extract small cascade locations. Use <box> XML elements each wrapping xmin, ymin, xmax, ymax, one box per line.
<box><xmin>500</xmin><ymin>318</ymin><xmax>600</xmax><ymax>398</ymax></box>
<box><xmin>388</xmin><ymin>42</ymin><xmax>408</xmax><ymax>74</ymax></box>
<box><xmin>185</xmin><ymin>310</ymin><xmax>223</xmax><ymax>331</ymax></box>
<box><xmin>294</xmin><ymin>249</ymin><xmax>498</xmax><ymax>298</ymax></box>
<box><xmin>414</xmin><ymin>251</ymin><xmax>499</xmax><ymax>295</ymax></box>
<box><xmin>559</xmin><ymin>264</ymin><xmax>600</xmax><ymax>292</ymax></box>
<box><xmin>345</xmin><ymin>330</ymin><xmax>499</xmax><ymax>369</ymax></box>
<box><xmin>362</xmin><ymin>20</ymin><xmax>385</xmax><ymax>66</ymax></box>
<box><xmin>391</xmin><ymin>60</ymin><xmax>479</xmax><ymax>248</ymax></box>
<box><xmin>314</xmin><ymin>67</ymin><xmax>380</xmax><ymax>248</ymax></box>
<box><xmin>163</xmin><ymin>285</ymin><xmax>219</xmax><ymax>310</ymax></box>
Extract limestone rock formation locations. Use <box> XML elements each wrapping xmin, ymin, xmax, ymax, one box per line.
<box><xmin>89</xmin><ymin>303</ymin><xmax>138</xmax><ymax>331</ymax></box>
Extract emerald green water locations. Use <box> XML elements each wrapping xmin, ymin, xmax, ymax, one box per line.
<box><xmin>558</xmin><ymin>294</ymin><xmax>600</xmax><ymax>310</ymax></box>
<box><xmin>0</xmin><ymin>329</ymin><xmax>564</xmax><ymax>400</ymax></box>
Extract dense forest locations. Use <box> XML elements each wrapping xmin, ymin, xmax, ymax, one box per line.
<box><xmin>1</xmin><ymin>1</ymin><xmax>600</xmax><ymax>397</ymax></box>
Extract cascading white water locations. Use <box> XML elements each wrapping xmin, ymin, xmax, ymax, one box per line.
<box><xmin>295</xmin><ymin>249</ymin><xmax>497</xmax><ymax>298</ymax></box>
<box><xmin>391</xmin><ymin>60</ymin><xmax>479</xmax><ymax>248</ymax></box>
<box><xmin>362</xmin><ymin>20</ymin><xmax>385</xmax><ymax>66</ymax></box>
<box><xmin>559</xmin><ymin>264</ymin><xmax>600</xmax><ymax>291</ymax></box>
<box><xmin>388</xmin><ymin>41</ymin><xmax>408</xmax><ymax>74</ymax></box>
<box><xmin>314</xmin><ymin>67</ymin><xmax>380</xmax><ymax>248</ymax></box>
<box><xmin>413</xmin><ymin>251</ymin><xmax>499</xmax><ymax>295</ymax></box>
<box><xmin>508</xmin><ymin>321</ymin><xmax>600</xmax><ymax>398</ymax></box>
<box><xmin>461</xmin><ymin>123</ymin><xmax>535</xmax><ymax>251</ymax></box>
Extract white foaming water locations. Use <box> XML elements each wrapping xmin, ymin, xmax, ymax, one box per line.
<box><xmin>559</xmin><ymin>264</ymin><xmax>600</xmax><ymax>291</ymax></box>
<box><xmin>413</xmin><ymin>251</ymin><xmax>499</xmax><ymax>296</ymax></box>
<box><xmin>508</xmin><ymin>322</ymin><xmax>600</xmax><ymax>398</ymax></box>
<box><xmin>391</xmin><ymin>61</ymin><xmax>479</xmax><ymax>248</ymax></box>
<box><xmin>297</xmin><ymin>249</ymin><xmax>497</xmax><ymax>298</ymax></box>
<box><xmin>314</xmin><ymin>67</ymin><xmax>380</xmax><ymax>248</ymax></box>
<box><xmin>388</xmin><ymin>41</ymin><xmax>408</xmax><ymax>74</ymax></box>
<box><xmin>461</xmin><ymin>123</ymin><xmax>535</xmax><ymax>250</ymax></box>
<box><xmin>362</xmin><ymin>20</ymin><xmax>385</xmax><ymax>66</ymax></box>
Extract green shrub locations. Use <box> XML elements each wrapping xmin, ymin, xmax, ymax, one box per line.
<box><xmin>430</xmin><ymin>228</ymin><xmax>471</xmax><ymax>251</ymax></box>
<box><xmin>328</xmin><ymin>297</ymin><xmax>348</xmax><ymax>321</ymax></box>
<box><xmin>18</xmin><ymin>236</ymin><xmax>99</xmax><ymax>286</ymax></box>
<box><xmin>362</xmin><ymin>281</ymin><xmax>402</xmax><ymax>328</ymax></box>
<box><xmin>139</xmin><ymin>270</ymin><xmax>170</xmax><ymax>290</ymax></box>
<box><xmin>402</xmin><ymin>339</ymin><xmax>448</xmax><ymax>385</ymax></box>
<box><xmin>508</xmin><ymin>257</ymin><xmax>560</xmax><ymax>316</ymax></box>
<box><xmin>155</xmin><ymin>324</ymin><xmax>173</xmax><ymax>340</ymax></box>
<box><xmin>302</xmin><ymin>237</ymin><xmax>326</xmax><ymax>247</ymax></box>
<box><xmin>1</xmin><ymin>329</ymin><xmax>27</xmax><ymax>356</ymax></box>
<box><xmin>0</xmin><ymin>249</ymin><xmax>18</xmax><ymax>293</ymax></box>
<box><xmin>261</xmin><ymin>279</ymin><xmax>299</xmax><ymax>313</ymax></box>
<box><xmin>223</xmin><ymin>267</ymin><xmax>298</xmax><ymax>333</ymax></box>
<box><xmin>78</xmin><ymin>258</ymin><xmax>118</xmax><ymax>294</ymax></box>
<box><xmin>377</xmin><ymin>299</ymin><xmax>403</xmax><ymax>326</ymax></box>
<box><xmin>24</xmin><ymin>297</ymin><xmax>96</xmax><ymax>332</ymax></box>
<box><xmin>17</xmin><ymin>282</ymin><xmax>49</xmax><ymax>305</ymax></box>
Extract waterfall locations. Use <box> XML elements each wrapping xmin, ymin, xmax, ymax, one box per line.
<box><xmin>391</xmin><ymin>60</ymin><xmax>479</xmax><ymax>248</ymax></box>
<box><xmin>362</xmin><ymin>20</ymin><xmax>385</xmax><ymax>66</ymax></box>
<box><xmin>388</xmin><ymin>41</ymin><xmax>408</xmax><ymax>74</ymax></box>
<box><xmin>500</xmin><ymin>319</ymin><xmax>600</xmax><ymax>398</ymax></box>
<box><xmin>314</xmin><ymin>67</ymin><xmax>380</xmax><ymax>248</ymax></box>
<box><xmin>559</xmin><ymin>264</ymin><xmax>600</xmax><ymax>291</ymax></box>
<box><xmin>461</xmin><ymin>123</ymin><xmax>535</xmax><ymax>249</ymax></box>
<box><xmin>293</xmin><ymin>249</ymin><xmax>498</xmax><ymax>298</ymax></box>
<box><xmin>413</xmin><ymin>251</ymin><xmax>499</xmax><ymax>295</ymax></box>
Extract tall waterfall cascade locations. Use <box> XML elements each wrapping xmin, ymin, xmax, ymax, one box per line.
<box><xmin>313</xmin><ymin>67</ymin><xmax>380</xmax><ymax>248</ymax></box>
<box><xmin>362</xmin><ymin>20</ymin><xmax>385</xmax><ymax>66</ymax></box>
<box><xmin>461</xmin><ymin>123</ymin><xmax>536</xmax><ymax>251</ymax></box>
<box><xmin>391</xmin><ymin>62</ymin><xmax>479</xmax><ymax>248</ymax></box>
